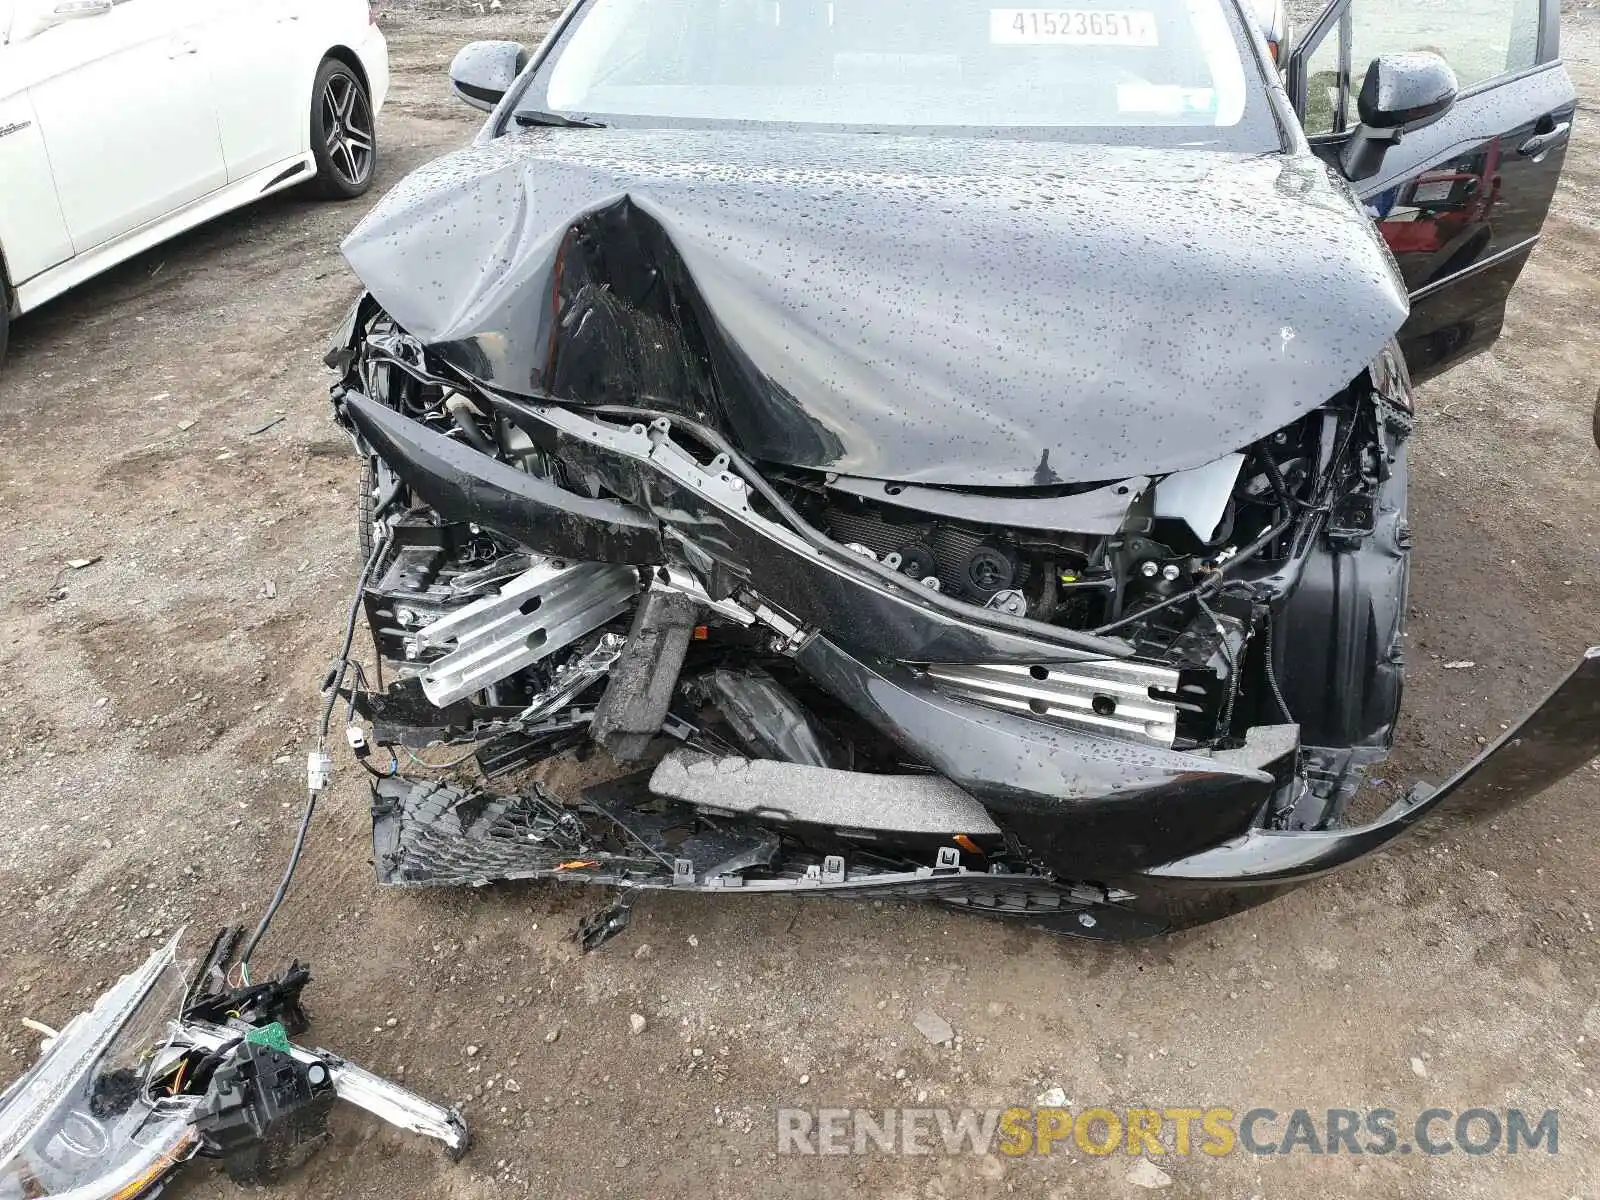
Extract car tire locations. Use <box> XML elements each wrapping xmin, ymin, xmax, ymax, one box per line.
<box><xmin>310</xmin><ymin>58</ymin><xmax>378</xmax><ymax>200</ymax></box>
<box><xmin>0</xmin><ymin>294</ymin><xmax>9</xmax><ymax>370</ymax></box>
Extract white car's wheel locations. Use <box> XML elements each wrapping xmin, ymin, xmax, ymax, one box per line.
<box><xmin>310</xmin><ymin>58</ymin><xmax>378</xmax><ymax>200</ymax></box>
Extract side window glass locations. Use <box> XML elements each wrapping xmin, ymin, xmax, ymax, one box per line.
<box><xmin>1300</xmin><ymin>0</ymin><xmax>1542</xmax><ymax>136</ymax></box>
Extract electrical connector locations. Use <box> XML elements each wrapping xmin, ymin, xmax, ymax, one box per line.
<box><xmin>345</xmin><ymin>724</ymin><xmax>371</xmax><ymax>759</ymax></box>
<box><xmin>306</xmin><ymin>750</ymin><xmax>333</xmax><ymax>793</ymax></box>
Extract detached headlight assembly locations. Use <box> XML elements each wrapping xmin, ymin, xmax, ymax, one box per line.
<box><xmin>1</xmin><ymin>932</ymin><xmax>468</xmax><ymax>1200</ymax></box>
<box><xmin>0</xmin><ymin>935</ymin><xmax>198</xmax><ymax>1200</ymax></box>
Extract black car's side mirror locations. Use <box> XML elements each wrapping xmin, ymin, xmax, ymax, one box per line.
<box><xmin>450</xmin><ymin>41</ymin><xmax>529</xmax><ymax>113</ymax></box>
<box><xmin>1339</xmin><ymin>52</ymin><xmax>1459</xmax><ymax>182</ymax></box>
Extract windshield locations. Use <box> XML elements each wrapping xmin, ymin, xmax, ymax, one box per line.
<box><xmin>511</xmin><ymin>0</ymin><xmax>1278</xmax><ymax>145</ymax></box>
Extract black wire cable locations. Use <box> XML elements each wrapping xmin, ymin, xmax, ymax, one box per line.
<box><xmin>238</xmin><ymin>531</ymin><xmax>391</xmax><ymax>972</ymax></box>
<box><xmin>1263</xmin><ymin>610</ymin><xmax>1296</xmax><ymax>723</ymax></box>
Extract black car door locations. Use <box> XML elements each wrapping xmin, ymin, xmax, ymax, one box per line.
<box><xmin>1286</xmin><ymin>0</ymin><xmax>1575</xmax><ymax>383</ymax></box>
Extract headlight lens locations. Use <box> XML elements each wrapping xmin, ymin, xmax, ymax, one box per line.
<box><xmin>0</xmin><ymin>936</ymin><xmax>199</xmax><ymax>1200</ymax></box>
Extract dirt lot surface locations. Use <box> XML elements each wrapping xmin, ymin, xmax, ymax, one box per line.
<box><xmin>3</xmin><ymin>6</ymin><xmax>1599</xmax><ymax>1199</ymax></box>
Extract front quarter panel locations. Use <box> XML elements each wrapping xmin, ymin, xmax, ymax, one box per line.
<box><xmin>0</xmin><ymin>89</ymin><xmax>72</xmax><ymax>296</ymax></box>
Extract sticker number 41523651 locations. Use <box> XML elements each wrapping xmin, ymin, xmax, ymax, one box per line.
<box><xmin>990</xmin><ymin>9</ymin><xmax>1160</xmax><ymax>45</ymax></box>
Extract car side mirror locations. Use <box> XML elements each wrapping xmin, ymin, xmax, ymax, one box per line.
<box><xmin>1339</xmin><ymin>52</ymin><xmax>1458</xmax><ymax>182</ymax></box>
<box><xmin>449</xmin><ymin>40</ymin><xmax>529</xmax><ymax>114</ymax></box>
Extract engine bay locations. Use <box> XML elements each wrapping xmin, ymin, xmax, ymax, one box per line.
<box><xmin>337</xmin><ymin>307</ymin><xmax>1414</xmax><ymax>823</ymax></box>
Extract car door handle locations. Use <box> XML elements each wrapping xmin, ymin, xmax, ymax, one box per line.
<box><xmin>1518</xmin><ymin>122</ymin><xmax>1570</xmax><ymax>158</ymax></box>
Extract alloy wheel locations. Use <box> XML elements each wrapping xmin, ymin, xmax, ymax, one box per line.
<box><xmin>321</xmin><ymin>72</ymin><xmax>375</xmax><ymax>190</ymax></box>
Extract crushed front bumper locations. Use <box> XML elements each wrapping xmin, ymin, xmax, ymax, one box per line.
<box><xmin>331</xmin><ymin>362</ymin><xmax>1600</xmax><ymax>940</ymax></box>
<box><xmin>369</xmin><ymin>637</ymin><xmax>1600</xmax><ymax>940</ymax></box>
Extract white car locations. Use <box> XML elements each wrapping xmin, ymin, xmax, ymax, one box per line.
<box><xmin>0</xmin><ymin>0</ymin><xmax>390</xmax><ymax>363</ymax></box>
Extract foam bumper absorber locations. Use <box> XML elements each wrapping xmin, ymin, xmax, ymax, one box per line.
<box><xmin>591</xmin><ymin>588</ymin><xmax>700</xmax><ymax>761</ymax></box>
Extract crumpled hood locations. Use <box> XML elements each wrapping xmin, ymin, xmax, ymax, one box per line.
<box><xmin>343</xmin><ymin>129</ymin><xmax>1407</xmax><ymax>486</ymax></box>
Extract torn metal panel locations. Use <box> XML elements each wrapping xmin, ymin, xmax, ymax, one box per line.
<box><xmin>339</xmin><ymin>136</ymin><xmax>1408</xmax><ymax>487</ymax></box>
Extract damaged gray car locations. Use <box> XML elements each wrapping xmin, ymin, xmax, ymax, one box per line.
<box><xmin>323</xmin><ymin>0</ymin><xmax>1599</xmax><ymax>942</ymax></box>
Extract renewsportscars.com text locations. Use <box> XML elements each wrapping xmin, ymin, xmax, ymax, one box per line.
<box><xmin>776</xmin><ymin>1106</ymin><xmax>1560</xmax><ymax>1157</ymax></box>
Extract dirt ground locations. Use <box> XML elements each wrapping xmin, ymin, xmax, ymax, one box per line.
<box><xmin>2</xmin><ymin>6</ymin><xmax>1599</xmax><ymax>1198</ymax></box>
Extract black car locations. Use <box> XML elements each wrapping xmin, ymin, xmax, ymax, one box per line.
<box><xmin>323</xmin><ymin>0</ymin><xmax>1598</xmax><ymax>941</ymax></box>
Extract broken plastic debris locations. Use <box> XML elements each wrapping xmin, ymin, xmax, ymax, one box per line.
<box><xmin>912</xmin><ymin>1009</ymin><xmax>955</xmax><ymax>1045</ymax></box>
<box><xmin>1441</xmin><ymin>661</ymin><xmax>1476</xmax><ymax>670</ymax></box>
<box><xmin>1127</xmin><ymin>1158</ymin><xmax>1173</xmax><ymax>1188</ymax></box>
<box><xmin>66</xmin><ymin>556</ymin><xmax>101</xmax><ymax>570</ymax></box>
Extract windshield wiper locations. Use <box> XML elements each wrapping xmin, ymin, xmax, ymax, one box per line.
<box><xmin>514</xmin><ymin>109</ymin><xmax>607</xmax><ymax>129</ymax></box>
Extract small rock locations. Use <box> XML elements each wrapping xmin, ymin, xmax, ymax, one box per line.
<box><xmin>465</xmin><ymin>1045</ymin><xmax>480</xmax><ymax>1058</ymax></box>
<box><xmin>544</xmin><ymin>1029</ymin><xmax>560</xmax><ymax>1044</ymax></box>
<box><xmin>1410</xmin><ymin>1056</ymin><xmax>1427</xmax><ymax>1079</ymax></box>
<box><xmin>503</xmin><ymin>1079</ymin><xmax>521</xmax><ymax>1093</ymax></box>
<box><xmin>258</xmin><ymin>580</ymin><xmax>277</xmax><ymax>600</ymax></box>
<box><xmin>630</xmin><ymin>1013</ymin><xmax>648</xmax><ymax>1035</ymax></box>
<box><xmin>1442</xmin><ymin>661</ymin><xmax>1476</xmax><ymax>670</ymax></box>
<box><xmin>177</xmin><ymin>419</ymin><xmax>197</xmax><ymax>432</ymax></box>
<box><xmin>1037</xmin><ymin>1086</ymin><xmax>1068</xmax><ymax>1107</ymax></box>
<box><xmin>385</xmin><ymin>1017</ymin><xmax>398</xmax><ymax>1028</ymax></box>
<box><xmin>633</xmin><ymin>943</ymin><xmax>652</xmax><ymax>960</ymax></box>
<box><xmin>686</xmin><ymin>935</ymin><xmax>699</xmax><ymax>948</ymax></box>
<box><xmin>798</xmin><ymin>1074</ymin><xmax>810</xmax><ymax>1086</ymax></box>
<box><xmin>912</xmin><ymin>1009</ymin><xmax>955</xmax><ymax>1045</ymax></box>
<box><xmin>1127</xmin><ymin>1159</ymin><xmax>1172</xmax><ymax>1189</ymax></box>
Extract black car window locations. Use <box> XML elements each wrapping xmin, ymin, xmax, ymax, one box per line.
<box><xmin>1298</xmin><ymin>0</ymin><xmax>1542</xmax><ymax>135</ymax></box>
<box><xmin>509</xmin><ymin>0</ymin><xmax>1284</xmax><ymax>149</ymax></box>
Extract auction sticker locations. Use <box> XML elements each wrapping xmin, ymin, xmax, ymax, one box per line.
<box><xmin>990</xmin><ymin>9</ymin><xmax>1160</xmax><ymax>45</ymax></box>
